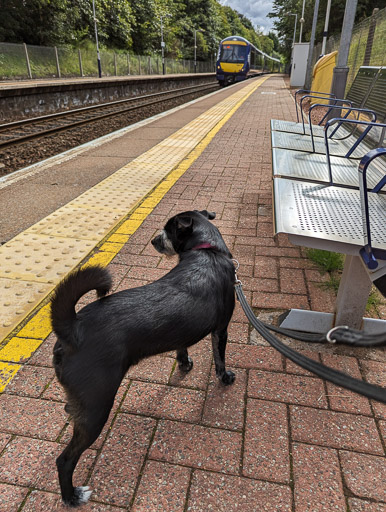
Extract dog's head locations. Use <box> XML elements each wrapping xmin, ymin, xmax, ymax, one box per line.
<box><xmin>151</xmin><ymin>210</ymin><xmax>231</xmax><ymax>257</ymax></box>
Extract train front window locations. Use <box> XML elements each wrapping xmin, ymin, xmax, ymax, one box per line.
<box><xmin>220</xmin><ymin>44</ymin><xmax>247</xmax><ymax>63</ymax></box>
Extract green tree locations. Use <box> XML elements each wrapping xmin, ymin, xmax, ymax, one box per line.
<box><xmin>0</xmin><ymin>0</ymin><xmax>282</xmax><ymax>63</ymax></box>
<box><xmin>268</xmin><ymin>0</ymin><xmax>381</xmax><ymax>61</ymax></box>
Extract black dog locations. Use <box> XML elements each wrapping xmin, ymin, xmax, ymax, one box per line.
<box><xmin>51</xmin><ymin>210</ymin><xmax>236</xmax><ymax>507</ymax></box>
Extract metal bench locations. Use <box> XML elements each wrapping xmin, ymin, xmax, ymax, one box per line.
<box><xmin>272</xmin><ymin>145</ymin><xmax>386</xmax><ymax>334</ymax></box>
<box><xmin>271</xmin><ymin>106</ymin><xmax>378</xmax><ymax>158</ymax></box>
<box><xmin>271</xmin><ymin>66</ymin><xmax>383</xmax><ymax>136</ymax></box>
<box><xmin>273</xmin><ymin>119</ymin><xmax>386</xmax><ymax>190</ymax></box>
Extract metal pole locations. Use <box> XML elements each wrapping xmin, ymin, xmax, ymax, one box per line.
<box><xmin>330</xmin><ymin>0</ymin><xmax>359</xmax><ymax>101</ymax></box>
<box><xmin>321</xmin><ymin>0</ymin><xmax>332</xmax><ymax>55</ymax></box>
<box><xmin>92</xmin><ymin>0</ymin><xmax>102</xmax><ymax>78</ymax></box>
<box><xmin>288</xmin><ymin>14</ymin><xmax>298</xmax><ymax>48</ymax></box>
<box><xmin>78</xmin><ymin>49</ymin><xmax>84</xmax><ymax>77</ymax></box>
<box><xmin>194</xmin><ymin>29</ymin><xmax>197</xmax><ymax>73</ymax></box>
<box><xmin>161</xmin><ymin>16</ymin><xmax>165</xmax><ymax>74</ymax></box>
<box><xmin>23</xmin><ymin>43</ymin><xmax>32</xmax><ymax>79</ymax></box>
<box><xmin>114</xmin><ymin>53</ymin><xmax>117</xmax><ymax>76</ymax></box>
<box><xmin>299</xmin><ymin>0</ymin><xmax>306</xmax><ymax>43</ymax></box>
<box><xmin>54</xmin><ymin>47</ymin><xmax>61</xmax><ymax>78</ymax></box>
<box><xmin>304</xmin><ymin>0</ymin><xmax>320</xmax><ymax>90</ymax></box>
<box><xmin>127</xmin><ymin>53</ymin><xmax>130</xmax><ymax>75</ymax></box>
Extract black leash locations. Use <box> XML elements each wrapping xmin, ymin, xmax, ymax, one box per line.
<box><xmin>234</xmin><ymin>282</ymin><xmax>386</xmax><ymax>404</ymax></box>
<box><xmin>260</xmin><ymin>320</ymin><xmax>386</xmax><ymax>347</ymax></box>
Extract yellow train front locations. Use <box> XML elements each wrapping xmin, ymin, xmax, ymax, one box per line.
<box><xmin>216</xmin><ymin>36</ymin><xmax>259</xmax><ymax>86</ymax></box>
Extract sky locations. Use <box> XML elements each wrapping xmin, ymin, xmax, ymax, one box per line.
<box><xmin>220</xmin><ymin>0</ymin><xmax>276</xmax><ymax>34</ymax></box>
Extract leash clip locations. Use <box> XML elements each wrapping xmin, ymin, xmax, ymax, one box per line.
<box><xmin>232</xmin><ymin>259</ymin><xmax>242</xmax><ymax>285</ymax></box>
<box><xmin>326</xmin><ymin>325</ymin><xmax>349</xmax><ymax>344</ymax></box>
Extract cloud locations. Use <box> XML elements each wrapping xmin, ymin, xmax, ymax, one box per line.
<box><xmin>220</xmin><ymin>0</ymin><xmax>275</xmax><ymax>34</ymax></box>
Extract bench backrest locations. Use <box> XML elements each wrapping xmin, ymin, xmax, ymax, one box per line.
<box><xmin>364</xmin><ymin>67</ymin><xmax>386</xmax><ymax>121</ymax></box>
<box><xmin>346</xmin><ymin>66</ymin><xmax>380</xmax><ymax>107</ymax></box>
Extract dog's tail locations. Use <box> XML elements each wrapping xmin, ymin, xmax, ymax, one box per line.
<box><xmin>50</xmin><ymin>266</ymin><xmax>112</xmax><ymax>347</ymax></box>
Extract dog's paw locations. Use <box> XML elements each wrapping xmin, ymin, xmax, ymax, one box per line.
<box><xmin>64</xmin><ymin>486</ymin><xmax>92</xmax><ymax>507</ymax></box>
<box><xmin>178</xmin><ymin>356</ymin><xmax>193</xmax><ymax>372</ymax></box>
<box><xmin>220</xmin><ymin>370</ymin><xmax>235</xmax><ymax>385</ymax></box>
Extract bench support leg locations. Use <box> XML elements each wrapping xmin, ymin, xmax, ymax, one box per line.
<box><xmin>279</xmin><ymin>255</ymin><xmax>385</xmax><ymax>334</ymax></box>
<box><xmin>335</xmin><ymin>255</ymin><xmax>372</xmax><ymax>329</ymax></box>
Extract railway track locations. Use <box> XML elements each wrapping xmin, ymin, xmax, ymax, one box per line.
<box><xmin>0</xmin><ymin>82</ymin><xmax>218</xmax><ymax>149</ymax></box>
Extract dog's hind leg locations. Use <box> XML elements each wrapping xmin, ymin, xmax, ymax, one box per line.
<box><xmin>176</xmin><ymin>348</ymin><xmax>193</xmax><ymax>372</ymax></box>
<box><xmin>56</xmin><ymin>401</ymin><xmax>112</xmax><ymax>507</ymax></box>
<box><xmin>211</xmin><ymin>329</ymin><xmax>235</xmax><ymax>385</ymax></box>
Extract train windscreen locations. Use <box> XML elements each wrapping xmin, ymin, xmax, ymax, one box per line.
<box><xmin>219</xmin><ymin>44</ymin><xmax>247</xmax><ymax>63</ymax></box>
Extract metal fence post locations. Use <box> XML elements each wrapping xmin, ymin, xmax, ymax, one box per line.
<box><xmin>78</xmin><ymin>49</ymin><xmax>84</xmax><ymax>77</ymax></box>
<box><xmin>54</xmin><ymin>47</ymin><xmax>61</xmax><ymax>78</ymax></box>
<box><xmin>363</xmin><ymin>8</ymin><xmax>379</xmax><ymax>65</ymax></box>
<box><xmin>127</xmin><ymin>53</ymin><xmax>130</xmax><ymax>75</ymax></box>
<box><xmin>148</xmin><ymin>55</ymin><xmax>151</xmax><ymax>74</ymax></box>
<box><xmin>138</xmin><ymin>55</ymin><xmax>141</xmax><ymax>75</ymax></box>
<box><xmin>348</xmin><ymin>25</ymin><xmax>363</xmax><ymax>85</ymax></box>
<box><xmin>114</xmin><ymin>53</ymin><xmax>117</xmax><ymax>75</ymax></box>
<box><xmin>157</xmin><ymin>57</ymin><xmax>160</xmax><ymax>74</ymax></box>
<box><xmin>23</xmin><ymin>43</ymin><xmax>32</xmax><ymax>79</ymax></box>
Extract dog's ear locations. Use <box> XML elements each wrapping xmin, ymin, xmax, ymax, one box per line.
<box><xmin>197</xmin><ymin>210</ymin><xmax>216</xmax><ymax>220</ymax></box>
<box><xmin>175</xmin><ymin>215</ymin><xmax>193</xmax><ymax>231</ymax></box>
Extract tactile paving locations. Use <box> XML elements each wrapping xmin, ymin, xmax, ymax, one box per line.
<box><xmin>0</xmin><ymin>278</ymin><xmax>52</xmax><ymax>340</ymax></box>
<box><xmin>0</xmin><ymin>77</ymin><xmax>268</xmax><ymax>344</ymax></box>
<box><xmin>0</xmin><ymin>233</ymin><xmax>95</xmax><ymax>282</ymax></box>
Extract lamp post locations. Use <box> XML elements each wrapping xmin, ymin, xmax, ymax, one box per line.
<box><xmin>160</xmin><ymin>14</ymin><xmax>171</xmax><ymax>75</ymax></box>
<box><xmin>285</xmin><ymin>13</ymin><xmax>298</xmax><ymax>48</ymax></box>
<box><xmin>321</xmin><ymin>0</ymin><xmax>332</xmax><ymax>55</ymax></box>
<box><xmin>299</xmin><ymin>0</ymin><xmax>306</xmax><ymax>43</ymax></box>
<box><xmin>92</xmin><ymin>0</ymin><xmax>102</xmax><ymax>78</ymax></box>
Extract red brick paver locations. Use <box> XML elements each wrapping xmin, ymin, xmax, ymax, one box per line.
<box><xmin>0</xmin><ymin>76</ymin><xmax>385</xmax><ymax>511</ymax></box>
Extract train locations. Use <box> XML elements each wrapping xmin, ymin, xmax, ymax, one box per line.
<box><xmin>216</xmin><ymin>36</ymin><xmax>281</xmax><ymax>86</ymax></box>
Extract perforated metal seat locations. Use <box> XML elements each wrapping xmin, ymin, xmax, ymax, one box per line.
<box><xmin>271</xmin><ymin>129</ymin><xmax>371</xmax><ymax>158</ymax></box>
<box><xmin>270</xmin><ymin>119</ymin><xmax>325</xmax><ymax>136</ymax></box>
<box><xmin>272</xmin><ymin>147</ymin><xmax>385</xmax><ymax>190</ymax></box>
<box><xmin>273</xmin><ymin>178</ymin><xmax>386</xmax><ymax>254</ymax></box>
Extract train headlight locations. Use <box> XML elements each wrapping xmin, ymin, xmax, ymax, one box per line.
<box><xmin>217</xmin><ymin>65</ymin><xmax>221</xmax><ymax>70</ymax></box>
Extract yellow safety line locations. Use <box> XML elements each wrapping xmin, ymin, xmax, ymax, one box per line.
<box><xmin>0</xmin><ymin>76</ymin><xmax>269</xmax><ymax>392</ymax></box>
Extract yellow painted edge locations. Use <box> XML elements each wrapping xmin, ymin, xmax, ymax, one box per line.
<box><xmin>0</xmin><ymin>337</ymin><xmax>44</xmax><ymax>363</ymax></box>
<box><xmin>0</xmin><ymin>362</ymin><xmax>22</xmax><ymax>392</ymax></box>
<box><xmin>0</xmin><ymin>76</ymin><xmax>269</xmax><ymax>392</ymax></box>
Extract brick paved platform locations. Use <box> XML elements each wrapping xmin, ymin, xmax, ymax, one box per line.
<box><xmin>0</xmin><ymin>76</ymin><xmax>385</xmax><ymax>511</ymax></box>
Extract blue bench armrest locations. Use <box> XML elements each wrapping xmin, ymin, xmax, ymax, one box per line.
<box><xmin>316</xmin><ymin>109</ymin><xmax>378</xmax><ymax>161</ymax></box>
<box><xmin>294</xmin><ymin>89</ymin><xmax>336</xmax><ymax>122</ymax></box>
<box><xmin>358</xmin><ymin>148</ymin><xmax>386</xmax><ymax>269</ymax></box>
<box><xmin>302</xmin><ymin>97</ymin><xmax>353</xmax><ymax>135</ymax></box>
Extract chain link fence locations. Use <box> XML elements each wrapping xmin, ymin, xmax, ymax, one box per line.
<box><xmin>0</xmin><ymin>42</ymin><xmax>214</xmax><ymax>80</ymax></box>
<box><xmin>310</xmin><ymin>7</ymin><xmax>386</xmax><ymax>92</ymax></box>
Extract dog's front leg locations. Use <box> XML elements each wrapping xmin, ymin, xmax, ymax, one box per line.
<box><xmin>176</xmin><ymin>348</ymin><xmax>194</xmax><ymax>372</ymax></box>
<box><xmin>211</xmin><ymin>329</ymin><xmax>235</xmax><ymax>385</ymax></box>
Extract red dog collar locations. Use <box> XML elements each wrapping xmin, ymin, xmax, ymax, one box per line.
<box><xmin>192</xmin><ymin>243</ymin><xmax>216</xmax><ymax>250</ymax></box>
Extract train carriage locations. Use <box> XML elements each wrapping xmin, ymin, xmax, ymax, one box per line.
<box><xmin>216</xmin><ymin>36</ymin><xmax>280</xmax><ymax>86</ymax></box>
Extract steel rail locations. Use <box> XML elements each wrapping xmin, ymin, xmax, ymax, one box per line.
<box><xmin>0</xmin><ymin>82</ymin><xmax>218</xmax><ymax>149</ymax></box>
